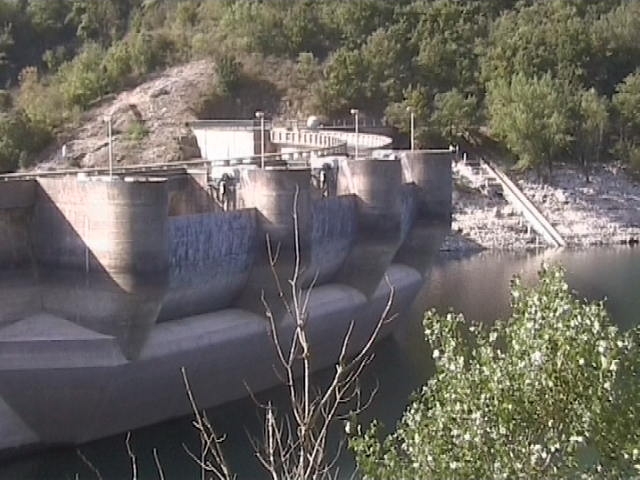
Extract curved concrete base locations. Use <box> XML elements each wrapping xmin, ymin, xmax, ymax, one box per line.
<box><xmin>0</xmin><ymin>264</ymin><xmax>423</xmax><ymax>453</ymax></box>
<box><xmin>0</xmin><ymin>399</ymin><xmax>38</xmax><ymax>453</ymax></box>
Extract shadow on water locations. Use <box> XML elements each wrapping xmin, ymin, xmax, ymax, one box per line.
<box><xmin>0</xmin><ymin>247</ymin><xmax>638</xmax><ymax>479</ymax></box>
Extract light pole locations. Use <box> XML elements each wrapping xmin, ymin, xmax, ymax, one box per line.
<box><xmin>350</xmin><ymin>108</ymin><xmax>359</xmax><ymax>160</ymax></box>
<box><xmin>255</xmin><ymin>110</ymin><xmax>265</xmax><ymax>169</ymax></box>
<box><xmin>407</xmin><ymin>107</ymin><xmax>415</xmax><ymax>151</ymax></box>
<box><xmin>104</xmin><ymin>114</ymin><xmax>113</xmax><ymax>179</ymax></box>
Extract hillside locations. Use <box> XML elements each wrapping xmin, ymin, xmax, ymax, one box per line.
<box><xmin>3</xmin><ymin>1</ymin><xmax>640</xmax><ymax>177</ymax></box>
<box><xmin>35</xmin><ymin>60</ymin><xmax>216</xmax><ymax>170</ymax></box>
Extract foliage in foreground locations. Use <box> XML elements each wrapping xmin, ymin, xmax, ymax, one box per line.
<box><xmin>352</xmin><ymin>267</ymin><xmax>640</xmax><ymax>479</ymax></box>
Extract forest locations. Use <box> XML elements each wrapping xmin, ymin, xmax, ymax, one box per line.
<box><xmin>1</xmin><ymin>0</ymin><xmax>640</xmax><ymax>177</ymax></box>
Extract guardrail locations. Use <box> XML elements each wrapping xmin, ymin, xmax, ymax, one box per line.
<box><xmin>187</xmin><ymin>120</ymin><xmax>273</xmax><ymax>131</ymax></box>
<box><xmin>270</xmin><ymin>127</ymin><xmax>393</xmax><ymax>157</ymax></box>
<box><xmin>0</xmin><ymin>147</ymin><xmax>345</xmax><ymax>182</ymax></box>
<box><xmin>270</xmin><ymin>128</ymin><xmax>346</xmax><ymax>150</ymax></box>
<box><xmin>0</xmin><ymin>126</ymin><xmax>393</xmax><ymax>181</ymax></box>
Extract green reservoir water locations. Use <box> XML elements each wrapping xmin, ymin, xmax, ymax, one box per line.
<box><xmin>1</xmin><ymin>248</ymin><xmax>638</xmax><ymax>479</ymax></box>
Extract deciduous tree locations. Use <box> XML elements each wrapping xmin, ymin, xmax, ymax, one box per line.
<box><xmin>487</xmin><ymin>73</ymin><xmax>572</xmax><ymax>177</ymax></box>
<box><xmin>573</xmin><ymin>88</ymin><xmax>609</xmax><ymax>181</ymax></box>
<box><xmin>431</xmin><ymin>89</ymin><xmax>478</xmax><ymax>144</ymax></box>
<box><xmin>353</xmin><ymin>267</ymin><xmax>640</xmax><ymax>479</ymax></box>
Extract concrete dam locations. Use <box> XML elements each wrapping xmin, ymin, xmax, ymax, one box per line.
<box><xmin>0</xmin><ymin>123</ymin><xmax>452</xmax><ymax>454</ymax></box>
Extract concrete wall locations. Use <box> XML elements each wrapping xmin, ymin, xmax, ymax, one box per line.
<box><xmin>39</xmin><ymin>270</ymin><xmax>166</xmax><ymax>360</ymax></box>
<box><xmin>159</xmin><ymin>210</ymin><xmax>257</xmax><ymax>321</ymax></box>
<box><xmin>309</xmin><ymin>196</ymin><xmax>357</xmax><ymax>284</ymax></box>
<box><xmin>233</xmin><ymin>169</ymin><xmax>313</xmax><ymax>314</ymax></box>
<box><xmin>399</xmin><ymin>184</ymin><xmax>418</xmax><ymax>243</ymax></box>
<box><xmin>337</xmin><ymin>159</ymin><xmax>403</xmax><ymax>233</ymax></box>
<box><xmin>0</xmin><ymin>181</ymin><xmax>36</xmax><ymax>269</ymax></box>
<box><xmin>0</xmin><ymin>182</ymin><xmax>40</xmax><ymax>329</ymax></box>
<box><xmin>0</xmin><ymin>272</ymin><xmax>41</xmax><ymax>329</ymax></box>
<box><xmin>0</xmin><ymin>264</ymin><xmax>423</xmax><ymax>446</ymax></box>
<box><xmin>168</xmin><ymin>172</ymin><xmax>221</xmax><ymax>216</ymax></box>
<box><xmin>394</xmin><ymin>151</ymin><xmax>453</xmax><ymax>273</ymax></box>
<box><xmin>401</xmin><ymin>151</ymin><xmax>453</xmax><ymax>222</ymax></box>
<box><xmin>334</xmin><ymin>159</ymin><xmax>406</xmax><ymax>295</ymax></box>
<box><xmin>33</xmin><ymin>177</ymin><xmax>169</xmax><ymax>278</ymax></box>
<box><xmin>238</xmin><ymin>168</ymin><xmax>312</xmax><ymax>247</ymax></box>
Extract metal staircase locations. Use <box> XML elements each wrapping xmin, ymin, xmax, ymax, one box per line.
<box><xmin>457</xmin><ymin>156</ymin><xmax>566</xmax><ymax>248</ymax></box>
<box><xmin>481</xmin><ymin>158</ymin><xmax>566</xmax><ymax>248</ymax></box>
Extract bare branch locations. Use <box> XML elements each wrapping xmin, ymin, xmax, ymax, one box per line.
<box><xmin>125</xmin><ymin>432</ymin><xmax>137</xmax><ymax>480</ymax></box>
<box><xmin>153</xmin><ymin>448</ymin><xmax>166</xmax><ymax>480</ymax></box>
<box><xmin>76</xmin><ymin>449</ymin><xmax>104</xmax><ymax>480</ymax></box>
<box><xmin>181</xmin><ymin>368</ymin><xmax>235</xmax><ymax>480</ymax></box>
<box><xmin>185</xmin><ymin>178</ymin><xmax>398</xmax><ymax>479</ymax></box>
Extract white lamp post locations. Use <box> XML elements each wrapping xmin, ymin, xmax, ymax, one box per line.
<box><xmin>407</xmin><ymin>107</ymin><xmax>415</xmax><ymax>151</ymax></box>
<box><xmin>255</xmin><ymin>110</ymin><xmax>265</xmax><ymax>169</ymax></box>
<box><xmin>104</xmin><ymin>114</ymin><xmax>113</xmax><ymax>179</ymax></box>
<box><xmin>350</xmin><ymin>108</ymin><xmax>359</xmax><ymax>160</ymax></box>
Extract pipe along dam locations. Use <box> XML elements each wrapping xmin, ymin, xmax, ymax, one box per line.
<box><xmin>0</xmin><ymin>121</ymin><xmax>452</xmax><ymax>454</ymax></box>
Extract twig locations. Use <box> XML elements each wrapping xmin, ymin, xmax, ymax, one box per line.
<box><xmin>153</xmin><ymin>448</ymin><xmax>166</xmax><ymax>480</ymax></box>
<box><xmin>125</xmin><ymin>432</ymin><xmax>137</xmax><ymax>480</ymax></box>
<box><xmin>76</xmin><ymin>449</ymin><xmax>104</xmax><ymax>480</ymax></box>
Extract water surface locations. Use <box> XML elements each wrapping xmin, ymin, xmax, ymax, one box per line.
<box><xmin>1</xmin><ymin>248</ymin><xmax>638</xmax><ymax>479</ymax></box>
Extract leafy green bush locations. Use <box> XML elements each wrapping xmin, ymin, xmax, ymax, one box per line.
<box><xmin>215</xmin><ymin>54</ymin><xmax>241</xmax><ymax>96</ymax></box>
<box><xmin>353</xmin><ymin>267</ymin><xmax>640</xmax><ymax>479</ymax></box>
<box><xmin>431</xmin><ymin>89</ymin><xmax>478</xmax><ymax>143</ymax></box>
<box><xmin>613</xmin><ymin>71</ymin><xmax>640</xmax><ymax>141</ymax></box>
<box><xmin>488</xmin><ymin>73</ymin><xmax>572</xmax><ymax>175</ymax></box>
<box><xmin>103</xmin><ymin>40</ymin><xmax>133</xmax><ymax>91</ymax></box>
<box><xmin>129</xmin><ymin>30</ymin><xmax>175</xmax><ymax>76</ymax></box>
<box><xmin>0</xmin><ymin>114</ymin><xmax>23</xmax><ymax>172</ymax></box>
<box><xmin>127</xmin><ymin>120</ymin><xmax>149</xmax><ymax>141</ymax></box>
<box><xmin>56</xmin><ymin>43</ymin><xmax>107</xmax><ymax>109</ymax></box>
<box><xmin>0</xmin><ymin>111</ymin><xmax>51</xmax><ymax>172</ymax></box>
<box><xmin>18</xmin><ymin>66</ymin><xmax>70</xmax><ymax>130</ymax></box>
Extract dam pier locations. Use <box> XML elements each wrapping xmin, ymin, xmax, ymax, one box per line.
<box><xmin>0</xmin><ymin>122</ymin><xmax>452</xmax><ymax>454</ymax></box>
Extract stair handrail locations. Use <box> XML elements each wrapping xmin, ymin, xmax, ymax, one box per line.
<box><xmin>481</xmin><ymin>158</ymin><xmax>566</xmax><ymax>248</ymax></box>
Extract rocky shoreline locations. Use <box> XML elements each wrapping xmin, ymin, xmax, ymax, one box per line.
<box><xmin>441</xmin><ymin>162</ymin><xmax>640</xmax><ymax>253</ymax></box>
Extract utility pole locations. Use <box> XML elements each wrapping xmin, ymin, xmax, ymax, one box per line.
<box><xmin>350</xmin><ymin>108</ymin><xmax>359</xmax><ymax>160</ymax></box>
<box><xmin>105</xmin><ymin>115</ymin><xmax>113</xmax><ymax>179</ymax></box>
<box><xmin>407</xmin><ymin>107</ymin><xmax>415</xmax><ymax>151</ymax></box>
<box><xmin>255</xmin><ymin>111</ymin><xmax>265</xmax><ymax>169</ymax></box>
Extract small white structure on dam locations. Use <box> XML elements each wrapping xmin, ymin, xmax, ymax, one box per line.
<box><xmin>189</xmin><ymin>120</ymin><xmax>266</xmax><ymax>162</ymax></box>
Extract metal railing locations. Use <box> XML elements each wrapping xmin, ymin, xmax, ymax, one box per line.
<box><xmin>0</xmin><ymin>126</ymin><xmax>393</xmax><ymax>181</ymax></box>
<box><xmin>187</xmin><ymin>119</ymin><xmax>273</xmax><ymax>131</ymax></box>
<box><xmin>481</xmin><ymin>158</ymin><xmax>566</xmax><ymax>248</ymax></box>
<box><xmin>270</xmin><ymin>127</ymin><xmax>393</xmax><ymax>158</ymax></box>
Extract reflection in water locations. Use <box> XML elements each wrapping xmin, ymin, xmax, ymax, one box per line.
<box><xmin>423</xmin><ymin>248</ymin><xmax>640</xmax><ymax>330</ymax></box>
<box><xmin>0</xmin><ymin>248</ymin><xmax>638</xmax><ymax>479</ymax></box>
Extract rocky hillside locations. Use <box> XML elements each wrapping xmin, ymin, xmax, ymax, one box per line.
<box><xmin>444</xmin><ymin>160</ymin><xmax>640</xmax><ymax>251</ymax></box>
<box><xmin>35</xmin><ymin>60</ymin><xmax>217</xmax><ymax>171</ymax></box>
